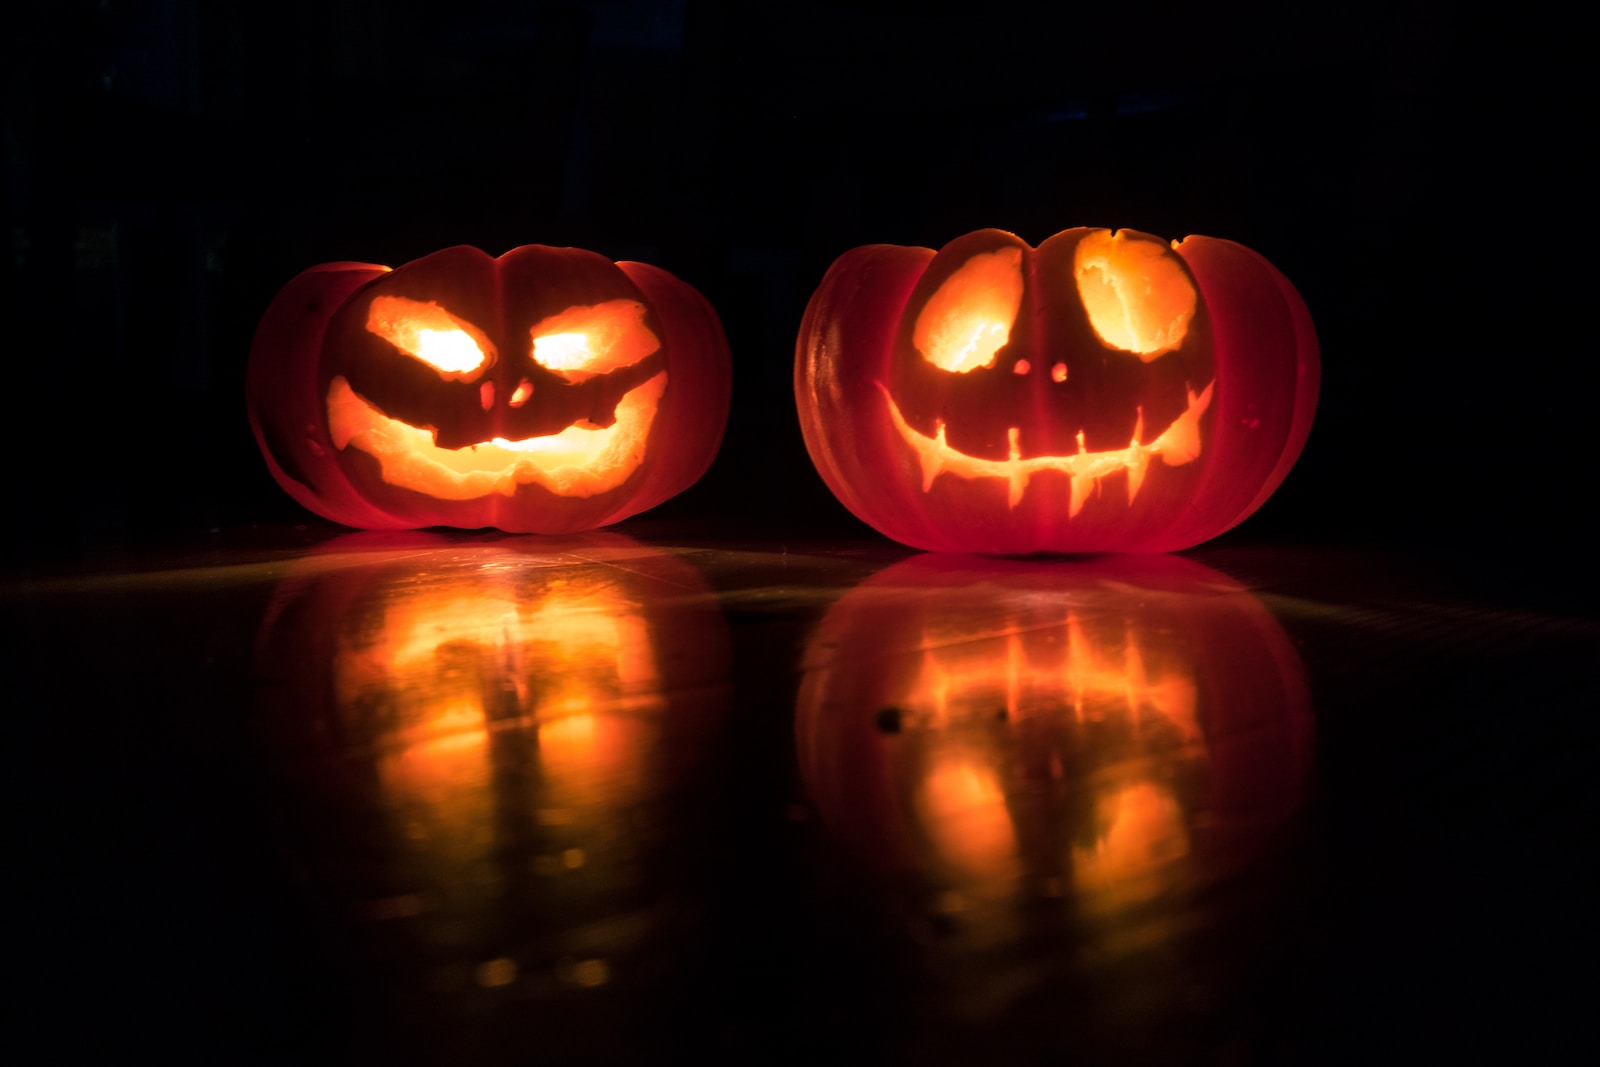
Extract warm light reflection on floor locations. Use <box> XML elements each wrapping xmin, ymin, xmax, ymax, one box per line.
<box><xmin>1074</xmin><ymin>780</ymin><xmax>1190</xmax><ymax>909</ymax></box>
<box><xmin>797</xmin><ymin>553</ymin><xmax>1313</xmax><ymax>951</ymax></box>
<box><xmin>327</xmin><ymin>575</ymin><xmax>663</xmax><ymax>914</ymax></box>
<box><xmin>256</xmin><ymin>534</ymin><xmax>731</xmax><ymax>1009</ymax></box>
<box><xmin>918</xmin><ymin>757</ymin><xmax>1019</xmax><ymax>891</ymax></box>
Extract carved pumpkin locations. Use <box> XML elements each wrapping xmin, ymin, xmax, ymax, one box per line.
<box><xmin>797</xmin><ymin>553</ymin><xmax>1313</xmax><ymax>917</ymax></box>
<box><xmin>248</xmin><ymin>245</ymin><xmax>731</xmax><ymax>533</ymax></box>
<box><xmin>795</xmin><ymin>228</ymin><xmax>1318</xmax><ymax>553</ymax></box>
<box><xmin>254</xmin><ymin>532</ymin><xmax>731</xmax><ymax>1004</ymax></box>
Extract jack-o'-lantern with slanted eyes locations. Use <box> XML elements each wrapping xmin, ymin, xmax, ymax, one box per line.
<box><xmin>249</xmin><ymin>244</ymin><xmax>731</xmax><ymax>533</ymax></box>
<box><xmin>795</xmin><ymin>228</ymin><xmax>1318</xmax><ymax>554</ymax></box>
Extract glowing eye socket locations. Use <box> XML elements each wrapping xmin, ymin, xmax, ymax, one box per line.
<box><xmin>531</xmin><ymin>333</ymin><xmax>591</xmax><ymax>371</ymax></box>
<box><xmin>529</xmin><ymin>299</ymin><xmax>659</xmax><ymax>383</ymax></box>
<box><xmin>914</xmin><ymin>247</ymin><xmax>1025</xmax><ymax>373</ymax></box>
<box><xmin>367</xmin><ymin>296</ymin><xmax>491</xmax><ymax>376</ymax></box>
<box><xmin>1072</xmin><ymin>231</ymin><xmax>1196</xmax><ymax>361</ymax></box>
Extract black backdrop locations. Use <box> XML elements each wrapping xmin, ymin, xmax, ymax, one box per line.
<box><xmin>5</xmin><ymin>6</ymin><xmax>1597</xmax><ymax>1065</ymax></box>
<box><xmin>4</xmin><ymin>1</ymin><xmax>1586</xmax><ymax>565</ymax></box>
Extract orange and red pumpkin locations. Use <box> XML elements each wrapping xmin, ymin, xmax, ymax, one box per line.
<box><xmin>248</xmin><ymin>245</ymin><xmax>731</xmax><ymax>533</ymax></box>
<box><xmin>795</xmin><ymin>228</ymin><xmax>1318</xmax><ymax>553</ymax></box>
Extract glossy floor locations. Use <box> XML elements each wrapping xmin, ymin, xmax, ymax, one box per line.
<box><xmin>8</xmin><ymin>527</ymin><xmax>1592</xmax><ymax>1064</ymax></box>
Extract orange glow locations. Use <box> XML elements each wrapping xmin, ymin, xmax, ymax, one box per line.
<box><xmin>1073</xmin><ymin>231</ymin><xmax>1196</xmax><ymax>359</ymax></box>
<box><xmin>919</xmin><ymin>757</ymin><xmax>1018</xmax><ymax>885</ymax></box>
<box><xmin>888</xmin><ymin>601</ymin><xmax>1207</xmax><ymax>906</ymax></box>
<box><xmin>879</xmin><ymin>379</ymin><xmax>1213</xmax><ymax>511</ymax></box>
<box><xmin>326</xmin><ymin>371</ymin><xmax>666</xmax><ymax>499</ymax></box>
<box><xmin>1073</xmin><ymin>781</ymin><xmax>1189</xmax><ymax>908</ymax></box>
<box><xmin>529</xmin><ymin>300</ymin><xmax>660</xmax><ymax>383</ymax></box>
<box><xmin>334</xmin><ymin>579</ymin><xmax>660</xmax><ymax>733</ymax></box>
<box><xmin>366</xmin><ymin>295</ymin><xmax>492</xmax><ymax>376</ymax></box>
<box><xmin>909</xmin><ymin>608</ymin><xmax>1200</xmax><ymax>738</ymax></box>
<box><xmin>328</xmin><ymin>569</ymin><xmax>665</xmax><ymax>893</ymax></box>
<box><xmin>913</xmin><ymin>248</ymin><xmax>1025</xmax><ymax>373</ymax></box>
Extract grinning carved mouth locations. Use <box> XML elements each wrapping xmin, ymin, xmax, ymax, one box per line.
<box><xmin>880</xmin><ymin>380</ymin><xmax>1214</xmax><ymax>514</ymax></box>
<box><xmin>326</xmin><ymin>371</ymin><xmax>667</xmax><ymax>500</ymax></box>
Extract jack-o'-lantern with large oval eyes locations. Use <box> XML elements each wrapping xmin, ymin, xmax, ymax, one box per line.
<box><xmin>796</xmin><ymin>228</ymin><xmax>1318</xmax><ymax>554</ymax></box>
<box><xmin>249</xmin><ymin>244</ymin><xmax>731</xmax><ymax>533</ymax></box>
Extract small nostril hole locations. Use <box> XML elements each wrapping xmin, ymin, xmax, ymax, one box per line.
<box><xmin>509</xmin><ymin>378</ymin><xmax>533</xmax><ymax>408</ymax></box>
<box><xmin>1012</xmin><ymin>359</ymin><xmax>1031</xmax><ymax>376</ymax></box>
<box><xmin>1051</xmin><ymin>362</ymin><xmax>1068</xmax><ymax>383</ymax></box>
<box><xmin>479</xmin><ymin>380</ymin><xmax>495</xmax><ymax>411</ymax></box>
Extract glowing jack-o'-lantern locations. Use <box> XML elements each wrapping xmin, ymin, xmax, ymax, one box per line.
<box><xmin>254</xmin><ymin>533</ymin><xmax>731</xmax><ymax>1002</ymax></box>
<box><xmin>797</xmin><ymin>554</ymin><xmax>1313</xmax><ymax>923</ymax></box>
<box><xmin>795</xmin><ymin>228</ymin><xmax>1319</xmax><ymax>553</ymax></box>
<box><xmin>248</xmin><ymin>244</ymin><xmax>731</xmax><ymax>533</ymax></box>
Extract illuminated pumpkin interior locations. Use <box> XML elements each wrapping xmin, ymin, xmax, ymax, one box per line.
<box><xmin>333</xmin><ymin>571</ymin><xmax>664</xmax><ymax>898</ymax></box>
<box><xmin>367</xmin><ymin>296</ymin><xmax>493</xmax><ymax>377</ymax></box>
<box><xmin>329</xmin><ymin>299</ymin><xmax>666</xmax><ymax>500</ymax></box>
<box><xmin>529</xmin><ymin>300</ymin><xmax>659</xmax><ymax>383</ymax></box>
<box><xmin>880</xmin><ymin>379</ymin><xmax>1211</xmax><ymax>512</ymax></box>
<box><xmin>901</xmin><ymin>598</ymin><xmax>1202</xmax><ymax>907</ymax></box>
<box><xmin>887</xmin><ymin>234</ymin><xmax>1211</xmax><ymax>513</ymax></box>
<box><xmin>913</xmin><ymin>247</ymin><xmax>1024</xmax><ymax>373</ymax></box>
<box><xmin>1072</xmin><ymin>230</ymin><xmax>1196</xmax><ymax>360</ymax></box>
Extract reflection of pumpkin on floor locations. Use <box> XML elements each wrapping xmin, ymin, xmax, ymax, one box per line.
<box><xmin>796</xmin><ymin>552</ymin><xmax>1314</xmax><ymax>928</ymax></box>
<box><xmin>797</xmin><ymin>227</ymin><xmax>1319</xmax><ymax>553</ymax></box>
<box><xmin>901</xmin><ymin>602</ymin><xmax>1209</xmax><ymax>915</ymax></box>
<box><xmin>255</xmin><ymin>533</ymin><xmax>731</xmax><ymax>994</ymax></box>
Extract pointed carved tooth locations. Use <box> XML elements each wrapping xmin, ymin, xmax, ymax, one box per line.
<box><xmin>1069</xmin><ymin>472</ymin><xmax>1094</xmax><ymax>517</ymax></box>
<box><xmin>1007</xmin><ymin>427</ymin><xmax>1027</xmax><ymax>508</ymax></box>
<box><xmin>1150</xmin><ymin>380</ymin><xmax>1214</xmax><ymax>467</ymax></box>
<box><xmin>1127</xmin><ymin>451</ymin><xmax>1149</xmax><ymax>504</ymax></box>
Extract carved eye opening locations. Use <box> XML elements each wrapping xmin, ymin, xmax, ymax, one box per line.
<box><xmin>913</xmin><ymin>247</ymin><xmax>1025</xmax><ymax>373</ymax></box>
<box><xmin>1072</xmin><ymin>231</ymin><xmax>1196</xmax><ymax>361</ymax></box>
<box><xmin>529</xmin><ymin>299</ymin><xmax>660</xmax><ymax>384</ymax></box>
<box><xmin>366</xmin><ymin>296</ymin><xmax>493</xmax><ymax>378</ymax></box>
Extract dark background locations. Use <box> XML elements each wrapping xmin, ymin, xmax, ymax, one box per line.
<box><xmin>4</xmin><ymin>0</ymin><xmax>1586</xmax><ymax>565</ymax></box>
<box><xmin>5</xmin><ymin>4</ymin><xmax>1594</xmax><ymax>1065</ymax></box>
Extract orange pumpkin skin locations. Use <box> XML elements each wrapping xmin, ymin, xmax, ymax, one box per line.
<box><xmin>795</xmin><ymin>228</ymin><xmax>1318</xmax><ymax>553</ymax></box>
<box><xmin>248</xmin><ymin>245</ymin><xmax>731</xmax><ymax>533</ymax></box>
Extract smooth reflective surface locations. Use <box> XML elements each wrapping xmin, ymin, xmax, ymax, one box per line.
<box><xmin>255</xmin><ymin>533</ymin><xmax>731</xmax><ymax>1061</ymax></box>
<box><xmin>7</xmin><ymin>529</ymin><xmax>1593</xmax><ymax>1064</ymax></box>
<box><xmin>797</xmin><ymin>554</ymin><xmax>1312</xmax><ymax>1061</ymax></box>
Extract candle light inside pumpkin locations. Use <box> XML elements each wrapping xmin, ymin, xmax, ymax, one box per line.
<box><xmin>795</xmin><ymin>226</ymin><xmax>1318</xmax><ymax>553</ymax></box>
<box><xmin>248</xmin><ymin>244</ymin><xmax>730</xmax><ymax>533</ymax></box>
